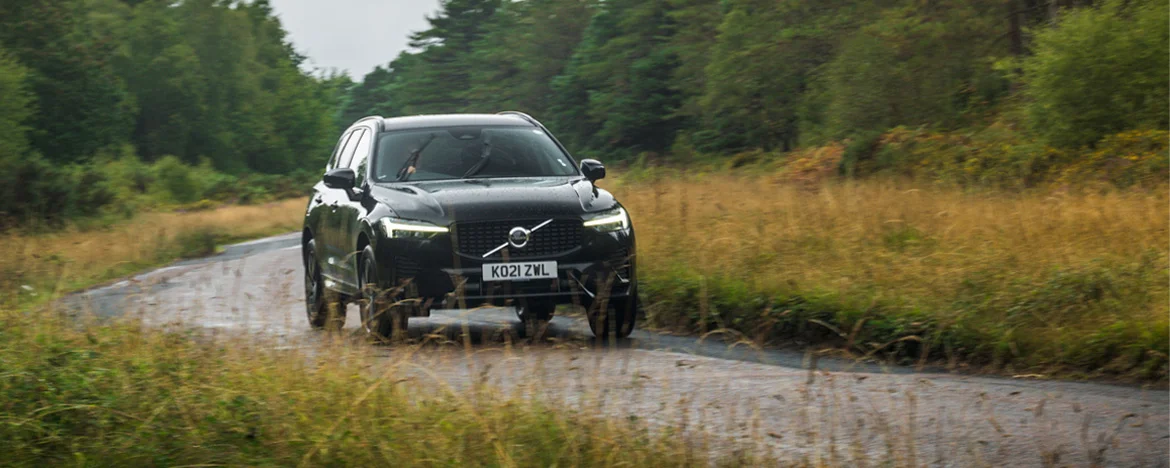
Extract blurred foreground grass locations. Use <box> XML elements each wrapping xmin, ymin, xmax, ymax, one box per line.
<box><xmin>0</xmin><ymin>310</ymin><xmax>735</xmax><ymax>466</ymax></box>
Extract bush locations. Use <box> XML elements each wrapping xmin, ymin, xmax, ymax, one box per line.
<box><xmin>1020</xmin><ymin>0</ymin><xmax>1169</xmax><ymax>148</ymax></box>
<box><xmin>0</xmin><ymin>153</ymin><xmax>115</xmax><ymax>226</ymax></box>
<box><xmin>1057</xmin><ymin>130</ymin><xmax>1169</xmax><ymax>189</ymax></box>
<box><xmin>872</xmin><ymin>125</ymin><xmax>1059</xmax><ymax>188</ymax></box>
<box><xmin>152</xmin><ymin>155</ymin><xmax>200</xmax><ymax>204</ymax></box>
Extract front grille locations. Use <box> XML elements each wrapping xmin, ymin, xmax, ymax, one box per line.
<box><xmin>455</xmin><ymin>219</ymin><xmax>582</xmax><ymax>259</ymax></box>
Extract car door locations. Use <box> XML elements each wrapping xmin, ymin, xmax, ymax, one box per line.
<box><xmin>320</xmin><ymin>129</ymin><xmax>363</xmax><ymax>285</ymax></box>
<box><xmin>309</xmin><ymin>129</ymin><xmax>354</xmax><ymax>268</ymax></box>
<box><xmin>335</xmin><ymin>128</ymin><xmax>374</xmax><ymax>289</ymax></box>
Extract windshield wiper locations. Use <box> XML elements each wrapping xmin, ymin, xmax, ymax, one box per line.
<box><xmin>396</xmin><ymin>133</ymin><xmax>438</xmax><ymax>181</ymax></box>
<box><xmin>461</xmin><ymin>134</ymin><xmax>494</xmax><ymax>179</ymax></box>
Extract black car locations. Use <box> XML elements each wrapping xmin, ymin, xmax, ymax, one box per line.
<box><xmin>301</xmin><ymin>112</ymin><xmax>638</xmax><ymax>340</ymax></box>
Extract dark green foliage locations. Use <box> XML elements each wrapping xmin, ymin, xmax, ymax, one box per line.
<box><xmin>153</xmin><ymin>156</ymin><xmax>200</xmax><ymax>204</ymax></box>
<box><xmin>0</xmin><ymin>0</ymin><xmax>344</xmax><ymax>224</ymax></box>
<box><xmin>351</xmin><ymin>0</ymin><xmax>1164</xmax><ymax>169</ymax></box>
<box><xmin>0</xmin><ymin>47</ymin><xmax>32</xmax><ymax>158</ymax></box>
<box><xmin>0</xmin><ymin>0</ymin><xmax>135</xmax><ymax>162</ymax></box>
<box><xmin>819</xmin><ymin>0</ymin><xmax>1010</xmax><ymax>140</ymax></box>
<box><xmin>340</xmin><ymin>66</ymin><xmax>395</xmax><ymax>127</ymax></box>
<box><xmin>1020</xmin><ymin>0</ymin><xmax>1170</xmax><ymax>148</ymax></box>
<box><xmin>465</xmin><ymin>0</ymin><xmax>596</xmax><ymax>116</ymax></box>
<box><xmin>385</xmin><ymin>0</ymin><xmax>502</xmax><ymax>115</ymax></box>
<box><xmin>548</xmin><ymin>0</ymin><xmax>685</xmax><ymax>158</ymax></box>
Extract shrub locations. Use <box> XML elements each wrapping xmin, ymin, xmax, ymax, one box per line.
<box><xmin>1057</xmin><ymin>130</ymin><xmax>1169</xmax><ymax>189</ymax></box>
<box><xmin>152</xmin><ymin>155</ymin><xmax>200</xmax><ymax>204</ymax></box>
<box><xmin>1020</xmin><ymin>0</ymin><xmax>1169</xmax><ymax>148</ymax></box>
<box><xmin>873</xmin><ymin>125</ymin><xmax>1059</xmax><ymax>188</ymax></box>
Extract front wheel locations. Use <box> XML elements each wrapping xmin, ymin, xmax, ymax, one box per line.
<box><xmin>587</xmin><ymin>296</ymin><xmax>636</xmax><ymax>340</ymax></box>
<box><xmin>358</xmin><ymin>246</ymin><xmax>409</xmax><ymax>342</ymax></box>
<box><xmin>304</xmin><ymin>239</ymin><xmax>344</xmax><ymax>330</ymax></box>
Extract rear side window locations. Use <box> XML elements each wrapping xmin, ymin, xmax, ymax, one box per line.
<box><xmin>336</xmin><ymin>129</ymin><xmax>365</xmax><ymax>169</ymax></box>
<box><xmin>326</xmin><ymin>131</ymin><xmax>355</xmax><ymax>170</ymax></box>
<box><xmin>349</xmin><ymin>130</ymin><xmax>373</xmax><ymax>186</ymax></box>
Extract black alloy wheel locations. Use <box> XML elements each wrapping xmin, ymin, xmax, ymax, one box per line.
<box><xmin>587</xmin><ymin>296</ymin><xmax>636</xmax><ymax>341</ymax></box>
<box><xmin>358</xmin><ymin>246</ymin><xmax>408</xmax><ymax>342</ymax></box>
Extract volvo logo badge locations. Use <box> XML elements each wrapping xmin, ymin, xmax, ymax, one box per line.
<box><xmin>482</xmin><ymin>219</ymin><xmax>554</xmax><ymax>258</ymax></box>
<box><xmin>508</xmin><ymin>227</ymin><xmax>531</xmax><ymax>248</ymax></box>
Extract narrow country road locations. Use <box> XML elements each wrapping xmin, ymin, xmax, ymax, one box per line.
<box><xmin>63</xmin><ymin>234</ymin><xmax>1169</xmax><ymax>467</ymax></box>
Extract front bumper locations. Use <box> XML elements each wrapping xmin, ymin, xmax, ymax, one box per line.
<box><xmin>374</xmin><ymin>226</ymin><xmax>636</xmax><ymax>308</ymax></box>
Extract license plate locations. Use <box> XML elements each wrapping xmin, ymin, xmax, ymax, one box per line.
<box><xmin>482</xmin><ymin>261</ymin><xmax>557</xmax><ymax>282</ymax></box>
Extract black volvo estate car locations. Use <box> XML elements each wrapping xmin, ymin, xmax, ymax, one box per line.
<box><xmin>302</xmin><ymin>112</ymin><xmax>638</xmax><ymax>340</ymax></box>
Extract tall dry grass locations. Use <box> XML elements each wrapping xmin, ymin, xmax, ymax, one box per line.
<box><xmin>0</xmin><ymin>198</ymin><xmax>306</xmax><ymax>305</ymax></box>
<box><xmin>610</xmin><ymin>175</ymin><xmax>1168</xmax><ymax>379</ymax></box>
<box><xmin>2</xmin><ymin>174</ymin><xmax>1165</xmax><ymax>378</ymax></box>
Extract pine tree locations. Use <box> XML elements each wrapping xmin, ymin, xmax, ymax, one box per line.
<box><xmin>549</xmin><ymin>0</ymin><xmax>684</xmax><ymax>158</ymax></box>
<box><xmin>388</xmin><ymin>0</ymin><xmax>502</xmax><ymax>114</ymax></box>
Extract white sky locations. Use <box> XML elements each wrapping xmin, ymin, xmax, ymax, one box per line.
<box><xmin>269</xmin><ymin>0</ymin><xmax>442</xmax><ymax>78</ymax></box>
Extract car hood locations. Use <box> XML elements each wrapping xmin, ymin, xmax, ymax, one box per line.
<box><xmin>368</xmin><ymin>177</ymin><xmax>618</xmax><ymax>225</ymax></box>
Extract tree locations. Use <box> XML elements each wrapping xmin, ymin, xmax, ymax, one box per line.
<box><xmin>811</xmin><ymin>1</ymin><xmax>1012</xmax><ymax>141</ymax></box>
<box><xmin>342</xmin><ymin>66</ymin><xmax>396</xmax><ymax>126</ymax></box>
<box><xmin>464</xmin><ymin>0</ymin><xmax>596</xmax><ymax>116</ymax></box>
<box><xmin>388</xmin><ymin>0</ymin><xmax>502</xmax><ymax>114</ymax></box>
<box><xmin>665</xmin><ymin>0</ymin><xmax>723</xmax><ymax>123</ymax></box>
<box><xmin>1021</xmin><ymin>0</ymin><xmax>1169</xmax><ymax>147</ymax></box>
<box><xmin>548</xmin><ymin>0</ymin><xmax>684</xmax><ymax>158</ymax></box>
<box><xmin>0</xmin><ymin>0</ymin><xmax>134</xmax><ymax>162</ymax></box>
<box><xmin>120</xmin><ymin>0</ymin><xmax>207</xmax><ymax>163</ymax></box>
<box><xmin>0</xmin><ymin>47</ymin><xmax>32</xmax><ymax>159</ymax></box>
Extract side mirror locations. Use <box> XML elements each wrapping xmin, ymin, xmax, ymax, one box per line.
<box><xmin>580</xmin><ymin>159</ymin><xmax>606</xmax><ymax>182</ymax></box>
<box><xmin>323</xmin><ymin>167</ymin><xmax>356</xmax><ymax>191</ymax></box>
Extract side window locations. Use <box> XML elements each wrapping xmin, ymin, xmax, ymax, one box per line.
<box><xmin>349</xmin><ymin>130</ymin><xmax>373</xmax><ymax>186</ymax></box>
<box><xmin>336</xmin><ymin>129</ymin><xmax>364</xmax><ymax>169</ymax></box>
<box><xmin>327</xmin><ymin>131</ymin><xmax>355</xmax><ymax>171</ymax></box>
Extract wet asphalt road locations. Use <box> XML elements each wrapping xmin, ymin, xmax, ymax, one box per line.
<box><xmin>62</xmin><ymin>233</ymin><xmax>1169</xmax><ymax>467</ymax></box>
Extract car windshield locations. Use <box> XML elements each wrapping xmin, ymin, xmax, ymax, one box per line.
<box><xmin>371</xmin><ymin>126</ymin><xmax>577</xmax><ymax>182</ymax></box>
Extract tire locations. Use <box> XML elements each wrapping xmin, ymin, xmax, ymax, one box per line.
<box><xmin>304</xmin><ymin>239</ymin><xmax>344</xmax><ymax>330</ymax></box>
<box><xmin>587</xmin><ymin>296</ymin><xmax>636</xmax><ymax>340</ymax></box>
<box><xmin>357</xmin><ymin>245</ymin><xmax>409</xmax><ymax>342</ymax></box>
<box><xmin>516</xmin><ymin>300</ymin><xmax>554</xmax><ymax>340</ymax></box>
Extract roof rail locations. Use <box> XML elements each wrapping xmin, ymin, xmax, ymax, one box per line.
<box><xmin>353</xmin><ymin>115</ymin><xmax>384</xmax><ymax>131</ymax></box>
<box><xmin>497</xmin><ymin>111</ymin><xmax>539</xmax><ymax>127</ymax></box>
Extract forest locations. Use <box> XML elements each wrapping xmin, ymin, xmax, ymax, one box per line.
<box><xmin>0</xmin><ymin>0</ymin><xmax>1166</xmax><ymax>225</ymax></box>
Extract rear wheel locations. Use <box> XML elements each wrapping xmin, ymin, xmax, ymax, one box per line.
<box><xmin>358</xmin><ymin>246</ymin><xmax>409</xmax><ymax>342</ymax></box>
<box><xmin>304</xmin><ymin>240</ymin><xmax>344</xmax><ymax>330</ymax></box>
<box><xmin>587</xmin><ymin>296</ymin><xmax>636</xmax><ymax>340</ymax></box>
<box><xmin>515</xmin><ymin>300</ymin><xmax>554</xmax><ymax>340</ymax></box>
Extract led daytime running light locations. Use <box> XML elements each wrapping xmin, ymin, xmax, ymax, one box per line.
<box><xmin>380</xmin><ymin>218</ymin><xmax>449</xmax><ymax>238</ymax></box>
<box><xmin>583</xmin><ymin>207</ymin><xmax>629</xmax><ymax>230</ymax></box>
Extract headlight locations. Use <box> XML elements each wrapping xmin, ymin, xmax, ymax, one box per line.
<box><xmin>379</xmin><ymin>217</ymin><xmax>449</xmax><ymax>239</ymax></box>
<box><xmin>583</xmin><ymin>206</ymin><xmax>630</xmax><ymax>232</ymax></box>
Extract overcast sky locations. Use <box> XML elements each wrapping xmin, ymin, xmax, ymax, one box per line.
<box><xmin>269</xmin><ymin>0</ymin><xmax>442</xmax><ymax>79</ymax></box>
